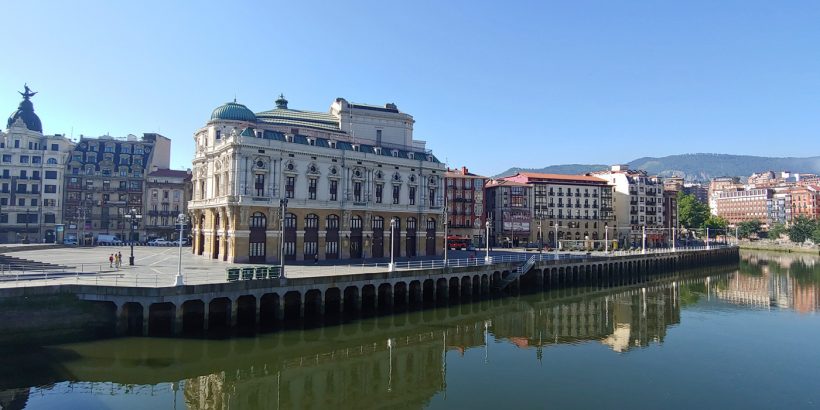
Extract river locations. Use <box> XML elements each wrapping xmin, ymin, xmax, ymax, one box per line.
<box><xmin>1</xmin><ymin>250</ymin><xmax>818</xmax><ymax>409</ymax></box>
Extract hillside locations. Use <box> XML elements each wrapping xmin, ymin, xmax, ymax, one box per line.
<box><xmin>494</xmin><ymin>154</ymin><xmax>820</xmax><ymax>181</ymax></box>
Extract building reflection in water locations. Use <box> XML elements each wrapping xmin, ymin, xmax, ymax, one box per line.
<box><xmin>4</xmin><ymin>251</ymin><xmax>818</xmax><ymax>409</ymax></box>
<box><xmin>717</xmin><ymin>251</ymin><xmax>820</xmax><ymax>313</ymax></box>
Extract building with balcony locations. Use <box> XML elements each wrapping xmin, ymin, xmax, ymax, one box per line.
<box><xmin>484</xmin><ymin>179</ymin><xmax>531</xmax><ymax>248</ymax></box>
<box><xmin>500</xmin><ymin>172</ymin><xmax>613</xmax><ymax>249</ymax></box>
<box><xmin>63</xmin><ymin>133</ymin><xmax>171</xmax><ymax>244</ymax></box>
<box><xmin>444</xmin><ymin>167</ymin><xmax>487</xmax><ymax>246</ymax></box>
<box><xmin>591</xmin><ymin>165</ymin><xmax>667</xmax><ymax>247</ymax></box>
<box><xmin>788</xmin><ymin>185</ymin><xmax>820</xmax><ymax>221</ymax></box>
<box><xmin>0</xmin><ymin>85</ymin><xmax>75</xmax><ymax>243</ymax></box>
<box><xmin>188</xmin><ymin>95</ymin><xmax>445</xmax><ymax>263</ymax></box>
<box><xmin>144</xmin><ymin>169</ymin><xmax>193</xmax><ymax>240</ymax></box>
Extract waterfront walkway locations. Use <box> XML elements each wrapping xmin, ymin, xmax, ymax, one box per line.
<box><xmin>0</xmin><ymin>245</ymin><xmax>724</xmax><ymax>288</ymax></box>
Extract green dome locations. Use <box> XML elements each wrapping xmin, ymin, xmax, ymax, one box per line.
<box><xmin>210</xmin><ymin>101</ymin><xmax>257</xmax><ymax>122</ymax></box>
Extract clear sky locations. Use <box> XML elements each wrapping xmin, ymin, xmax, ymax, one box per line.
<box><xmin>2</xmin><ymin>1</ymin><xmax>819</xmax><ymax>176</ymax></box>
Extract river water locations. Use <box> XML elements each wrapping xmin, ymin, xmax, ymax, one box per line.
<box><xmin>1</xmin><ymin>250</ymin><xmax>818</xmax><ymax>409</ymax></box>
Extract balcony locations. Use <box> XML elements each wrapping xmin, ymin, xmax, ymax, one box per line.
<box><xmin>630</xmin><ymin>209</ymin><xmax>638</xmax><ymax>215</ymax></box>
<box><xmin>566</xmin><ymin>192</ymin><xmax>572</xmax><ymax>197</ymax></box>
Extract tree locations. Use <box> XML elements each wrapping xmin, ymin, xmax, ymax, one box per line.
<box><xmin>677</xmin><ymin>191</ymin><xmax>710</xmax><ymax>229</ymax></box>
<box><xmin>768</xmin><ymin>223</ymin><xmax>787</xmax><ymax>239</ymax></box>
<box><xmin>704</xmin><ymin>215</ymin><xmax>729</xmax><ymax>237</ymax></box>
<box><xmin>788</xmin><ymin>216</ymin><xmax>816</xmax><ymax>243</ymax></box>
<box><xmin>737</xmin><ymin>220</ymin><xmax>762</xmax><ymax>239</ymax></box>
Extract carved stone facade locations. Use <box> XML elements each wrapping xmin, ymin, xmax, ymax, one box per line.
<box><xmin>189</xmin><ymin>96</ymin><xmax>446</xmax><ymax>263</ymax></box>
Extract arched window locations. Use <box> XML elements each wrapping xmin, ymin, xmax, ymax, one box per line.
<box><xmin>250</xmin><ymin>212</ymin><xmax>266</xmax><ymax>228</ymax></box>
<box><xmin>372</xmin><ymin>216</ymin><xmax>384</xmax><ymax>230</ymax></box>
<box><xmin>426</xmin><ymin>217</ymin><xmax>436</xmax><ymax>230</ymax></box>
<box><xmin>284</xmin><ymin>213</ymin><xmax>297</xmax><ymax>229</ymax></box>
<box><xmin>46</xmin><ymin>158</ymin><xmax>57</xmax><ymax>164</ymax></box>
<box><xmin>326</xmin><ymin>214</ymin><xmax>340</xmax><ymax>229</ymax></box>
<box><xmin>351</xmin><ymin>215</ymin><xmax>362</xmax><ymax>229</ymax></box>
<box><xmin>305</xmin><ymin>214</ymin><xmax>319</xmax><ymax>229</ymax></box>
<box><xmin>407</xmin><ymin>217</ymin><xmax>417</xmax><ymax>230</ymax></box>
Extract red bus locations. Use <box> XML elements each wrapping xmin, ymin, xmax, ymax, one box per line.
<box><xmin>447</xmin><ymin>236</ymin><xmax>472</xmax><ymax>250</ymax></box>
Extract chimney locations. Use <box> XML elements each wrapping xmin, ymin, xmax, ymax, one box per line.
<box><xmin>461</xmin><ymin>166</ymin><xmax>468</xmax><ymax>175</ymax></box>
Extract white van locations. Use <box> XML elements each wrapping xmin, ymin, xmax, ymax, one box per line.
<box><xmin>97</xmin><ymin>234</ymin><xmax>123</xmax><ymax>245</ymax></box>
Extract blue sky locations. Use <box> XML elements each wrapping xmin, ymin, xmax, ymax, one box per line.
<box><xmin>2</xmin><ymin>1</ymin><xmax>819</xmax><ymax>176</ymax></box>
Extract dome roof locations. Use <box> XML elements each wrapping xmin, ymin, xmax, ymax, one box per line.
<box><xmin>7</xmin><ymin>84</ymin><xmax>43</xmax><ymax>133</ymax></box>
<box><xmin>210</xmin><ymin>100</ymin><xmax>257</xmax><ymax>122</ymax></box>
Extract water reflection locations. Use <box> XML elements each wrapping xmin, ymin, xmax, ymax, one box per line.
<box><xmin>719</xmin><ymin>251</ymin><xmax>820</xmax><ymax>312</ymax></box>
<box><xmin>2</xmin><ymin>250</ymin><xmax>818</xmax><ymax>409</ymax></box>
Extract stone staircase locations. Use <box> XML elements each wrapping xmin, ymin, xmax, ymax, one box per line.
<box><xmin>0</xmin><ymin>254</ymin><xmax>73</xmax><ymax>271</ymax></box>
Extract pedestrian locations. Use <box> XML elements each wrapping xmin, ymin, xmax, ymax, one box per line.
<box><xmin>109</xmin><ymin>254</ymin><xmax>114</xmax><ymax>268</ymax></box>
<box><xmin>314</xmin><ymin>254</ymin><xmax>319</xmax><ymax>264</ymax></box>
<box><xmin>114</xmin><ymin>253</ymin><xmax>120</xmax><ymax>269</ymax></box>
<box><xmin>118</xmin><ymin>251</ymin><xmax>123</xmax><ymax>267</ymax></box>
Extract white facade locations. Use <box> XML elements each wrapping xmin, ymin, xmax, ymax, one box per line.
<box><xmin>0</xmin><ymin>119</ymin><xmax>74</xmax><ymax>243</ymax></box>
<box><xmin>592</xmin><ymin>165</ymin><xmax>666</xmax><ymax>247</ymax></box>
<box><xmin>189</xmin><ymin>97</ymin><xmax>446</xmax><ymax>263</ymax></box>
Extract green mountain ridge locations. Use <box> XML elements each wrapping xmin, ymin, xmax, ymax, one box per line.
<box><xmin>494</xmin><ymin>153</ymin><xmax>820</xmax><ymax>182</ymax></box>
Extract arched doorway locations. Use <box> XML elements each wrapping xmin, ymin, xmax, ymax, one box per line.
<box><xmin>284</xmin><ymin>213</ymin><xmax>296</xmax><ymax>261</ymax></box>
<box><xmin>249</xmin><ymin>212</ymin><xmax>267</xmax><ymax>263</ymax></box>
<box><xmin>325</xmin><ymin>214</ymin><xmax>339</xmax><ymax>260</ymax></box>
<box><xmin>391</xmin><ymin>217</ymin><xmax>401</xmax><ymax>259</ymax></box>
<box><xmin>304</xmin><ymin>214</ymin><xmax>319</xmax><ymax>261</ymax></box>
<box><xmin>372</xmin><ymin>216</ymin><xmax>384</xmax><ymax>258</ymax></box>
<box><xmin>197</xmin><ymin>214</ymin><xmax>205</xmax><ymax>255</ymax></box>
<box><xmin>406</xmin><ymin>217</ymin><xmax>417</xmax><ymax>257</ymax></box>
<box><xmin>212</xmin><ymin>212</ymin><xmax>221</xmax><ymax>260</ymax></box>
<box><xmin>350</xmin><ymin>215</ymin><xmax>362</xmax><ymax>259</ymax></box>
<box><xmin>425</xmin><ymin>217</ymin><xmax>436</xmax><ymax>256</ymax></box>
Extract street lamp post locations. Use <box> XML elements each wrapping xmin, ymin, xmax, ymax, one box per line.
<box><xmin>554</xmin><ymin>223</ymin><xmax>559</xmax><ymax>259</ymax></box>
<box><xmin>484</xmin><ymin>220</ymin><xmax>491</xmax><ymax>263</ymax></box>
<box><xmin>641</xmin><ymin>225</ymin><xmax>646</xmax><ymax>254</ymax></box>
<box><xmin>604</xmin><ymin>225</ymin><xmax>609</xmax><ymax>253</ymax></box>
<box><xmin>174</xmin><ymin>213</ymin><xmax>187</xmax><ymax>286</ymax></box>
<box><xmin>125</xmin><ymin>208</ymin><xmax>142</xmax><ymax>265</ymax></box>
<box><xmin>279</xmin><ymin>198</ymin><xmax>288</xmax><ymax>278</ymax></box>
<box><xmin>443</xmin><ymin>207</ymin><xmax>448</xmax><ymax>266</ymax></box>
<box><xmin>389</xmin><ymin>217</ymin><xmax>397</xmax><ymax>272</ymax></box>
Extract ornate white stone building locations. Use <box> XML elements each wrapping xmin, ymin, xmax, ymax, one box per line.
<box><xmin>189</xmin><ymin>95</ymin><xmax>446</xmax><ymax>263</ymax></box>
<box><xmin>0</xmin><ymin>85</ymin><xmax>74</xmax><ymax>243</ymax></box>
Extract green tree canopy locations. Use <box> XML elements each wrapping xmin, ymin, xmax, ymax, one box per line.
<box><xmin>737</xmin><ymin>220</ymin><xmax>763</xmax><ymax>239</ymax></box>
<box><xmin>788</xmin><ymin>216</ymin><xmax>816</xmax><ymax>243</ymax></box>
<box><xmin>677</xmin><ymin>191</ymin><xmax>710</xmax><ymax>229</ymax></box>
<box><xmin>704</xmin><ymin>215</ymin><xmax>729</xmax><ymax>237</ymax></box>
<box><xmin>767</xmin><ymin>223</ymin><xmax>787</xmax><ymax>239</ymax></box>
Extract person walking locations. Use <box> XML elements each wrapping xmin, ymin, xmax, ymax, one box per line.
<box><xmin>109</xmin><ymin>254</ymin><xmax>114</xmax><ymax>268</ymax></box>
<box><xmin>117</xmin><ymin>251</ymin><xmax>123</xmax><ymax>268</ymax></box>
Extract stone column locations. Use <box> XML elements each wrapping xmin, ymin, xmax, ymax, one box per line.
<box><xmin>203</xmin><ymin>301</ymin><xmax>210</xmax><ymax>330</ymax></box>
<box><xmin>115</xmin><ymin>303</ymin><xmax>126</xmax><ymax>336</ymax></box>
<box><xmin>173</xmin><ymin>303</ymin><xmax>184</xmax><ymax>335</ymax></box>
<box><xmin>142</xmin><ymin>304</ymin><xmax>150</xmax><ymax>336</ymax></box>
<box><xmin>229</xmin><ymin>298</ymin><xmax>238</xmax><ymax>327</ymax></box>
<box><xmin>276</xmin><ymin>296</ymin><xmax>285</xmax><ymax>321</ymax></box>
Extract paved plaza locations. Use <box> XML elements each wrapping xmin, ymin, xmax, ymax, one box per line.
<box><xmin>0</xmin><ymin>245</ymin><xmax>522</xmax><ymax>288</ymax></box>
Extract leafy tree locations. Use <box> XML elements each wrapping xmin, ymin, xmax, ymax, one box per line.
<box><xmin>704</xmin><ymin>215</ymin><xmax>729</xmax><ymax>237</ymax></box>
<box><xmin>812</xmin><ymin>226</ymin><xmax>820</xmax><ymax>245</ymax></box>
<box><xmin>788</xmin><ymin>216</ymin><xmax>816</xmax><ymax>243</ymax></box>
<box><xmin>767</xmin><ymin>223</ymin><xmax>787</xmax><ymax>239</ymax></box>
<box><xmin>737</xmin><ymin>220</ymin><xmax>762</xmax><ymax>239</ymax></box>
<box><xmin>677</xmin><ymin>191</ymin><xmax>710</xmax><ymax>229</ymax></box>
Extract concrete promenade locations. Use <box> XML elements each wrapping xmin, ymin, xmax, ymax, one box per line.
<box><xmin>0</xmin><ymin>245</ymin><xmax>738</xmax><ymax>339</ymax></box>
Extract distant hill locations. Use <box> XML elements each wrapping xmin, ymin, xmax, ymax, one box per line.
<box><xmin>494</xmin><ymin>154</ymin><xmax>820</xmax><ymax>182</ymax></box>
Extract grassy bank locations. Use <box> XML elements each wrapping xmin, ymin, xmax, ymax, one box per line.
<box><xmin>739</xmin><ymin>241</ymin><xmax>820</xmax><ymax>255</ymax></box>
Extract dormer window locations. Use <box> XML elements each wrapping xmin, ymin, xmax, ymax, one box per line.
<box><xmin>392</xmin><ymin>150</ymin><xmax>399</xmax><ymax>157</ymax></box>
<box><xmin>285</xmin><ymin>135</ymin><xmax>293</xmax><ymax>143</ymax></box>
<box><xmin>307</xmin><ymin>138</ymin><xmax>315</xmax><ymax>146</ymax></box>
<box><xmin>407</xmin><ymin>152</ymin><xmax>414</xmax><ymax>160</ymax></box>
<box><xmin>352</xmin><ymin>144</ymin><xmax>359</xmax><ymax>152</ymax></box>
<box><xmin>215</xmin><ymin>130</ymin><xmax>221</xmax><ymax>140</ymax></box>
<box><xmin>329</xmin><ymin>140</ymin><xmax>337</xmax><ymax>149</ymax></box>
<box><xmin>374</xmin><ymin>147</ymin><xmax>382</xmax><ymax>155</ymax></box>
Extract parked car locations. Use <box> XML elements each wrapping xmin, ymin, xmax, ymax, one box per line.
<box><xmin>63</xmin><ymin>238</ymin><xmax>78</xmax><ymax>246</ymax></box>
<box><xmin>148</xmin><ymin>238</ymin><xmax>172</xmax><ymax>246</ymax></box>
